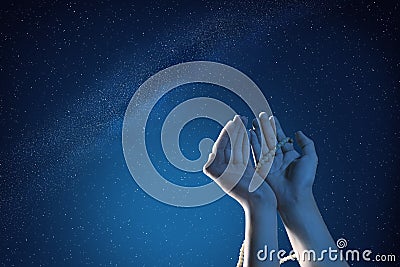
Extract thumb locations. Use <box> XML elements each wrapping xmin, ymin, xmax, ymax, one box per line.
<box><xmin>295</xmin><ymin>131</ymin><xmax>318</xmax><ymax>159</ymax></box>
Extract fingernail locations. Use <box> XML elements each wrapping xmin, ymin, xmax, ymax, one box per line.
<box><xmin>259</xmin><ymin>112</ymin><xmax>267</xmax><ymax>118</ymax></box>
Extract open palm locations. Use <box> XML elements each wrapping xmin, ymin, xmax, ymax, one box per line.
<box><xmin>250</xmin><ymin>114</ymin><xmax>318</xmax><ymax>211</ymax></box>
<box><xmin>203</xmin><ymin>115</ymin><xmax>276</xmax><ymax>208</ymax></box>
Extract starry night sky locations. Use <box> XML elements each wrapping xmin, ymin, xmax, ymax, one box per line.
<box><xmin>1</xmin><ymin>0</ymin><xmax>399</xmax><ymax>266</ymax></box>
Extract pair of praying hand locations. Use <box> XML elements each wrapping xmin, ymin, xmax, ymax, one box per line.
<box><xmin>203</xmin><ymin>113</ymin><xmax>348</xmax><ymax>267</ymax></box>
<box><xmin>203</xmin><ymin>113</ymin><xmax>317</xmax><ymax>212</ymax></box>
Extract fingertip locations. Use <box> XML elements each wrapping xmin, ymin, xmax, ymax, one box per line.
<box><xmin>252</xmin><ymin>118</ymin><xmax>258</xmax><ymax>126</ymax></box>
<box><xmin>269</xmin><ymin>115</ymin><xmax>276</xmax><ymax>132</ymax></box>
<box><xmin>295</xmin><ymin>131</ymin><xmax>302</xmax><ymax>141</ymax></box>
<box><xmin>295</xmin><ymin>130</ymin><xmax>316</xmax><ymax>155</ymax></box>
<box><xmin>233</xmin><ymin>115</ymin><xmax>242</xmax><ymax>129</ymax></box>
<box><xmin>225</xmin><ymin>120</ymin><xmax>233</xmax><ymax>129</ymax></box>
<box><xmin>259</xmin><ymin>111</ymin><xmax>268</xmax><ymax>119</ymax></box>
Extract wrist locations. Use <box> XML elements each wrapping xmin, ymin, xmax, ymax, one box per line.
<box><xmin>247</xmin><ymin>190</ymin><xmax>277</xmax><ymax>211</ymax></box>
<box><xmin>278</xmin><ymin>192</ymin><xmax>319</xmax><ymax>229</ymax></box>
<box><xmin>244</xmin><ymin>198</ymin><xmax>279</xmax><ymax>266</ymax></box>
<box><xmin>243</xmin><ymin>198</ymin><xmax>277</xmax><ymax>217</ymax></box>
<box><xmin>278</xmin><ymin>188</ymin><xmax>314</xmax><ymax>213</ymax></box>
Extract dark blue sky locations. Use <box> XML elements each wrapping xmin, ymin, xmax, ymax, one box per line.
<box><xmin>1</xmin><ymin>0</ymin><xmax>399</xmax><ymax>266</ymax></box>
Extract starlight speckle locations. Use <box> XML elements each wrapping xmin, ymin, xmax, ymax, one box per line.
<box><xmin>1</xmin><ymin>1</ymin><xmax>399</xmax><ymax>266</ymax></box>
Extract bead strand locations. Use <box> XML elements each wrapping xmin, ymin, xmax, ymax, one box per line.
<box><xmin>255</xmin><ymin>137</ymin><xmax>293</xmax><ymax>171</ymax></box>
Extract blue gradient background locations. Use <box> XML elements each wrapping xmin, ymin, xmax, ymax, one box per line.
<box><xmin>1</xmin><ymin>0</ymin><xmax>399</xmax><ymax>266</ymax></box>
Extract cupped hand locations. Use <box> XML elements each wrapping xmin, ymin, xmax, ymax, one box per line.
<box><xmin>250</xmin><ymin>113</ymin><xmax>318</xmax><ymax>211</ymax></box>
<box><xmin>203</xmin><ymin>115</ymin><xmax>277</xmax><ymax>209</ymax></box>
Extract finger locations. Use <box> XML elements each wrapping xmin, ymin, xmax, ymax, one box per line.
<box><xmin>242</xmin><ymin>129</ymin><xmax>250</xmax><ymax>165</ymax></box>
<box><xmin>250</xmin><ymin>130</ymin><xmax>261</xmax><ymax>163</ymax></box>
<box><xmin>252</xmin><ymin>118</ymin><xmax>262</xmax><ymax>144</ymax></box>
<box><xmin>225</xmin><ymin>115</ymin><xmax>240</xmax><ymax>163</ymax></box>
<box><xmin>211</xmin><ymin>121</ymin><xmax>231</xmax><ymax>163</ymax></box>
<box><xmin>259</xmin><ymin>112</ymin><xmax>277</xmax><ymax>150</ymax></box>
<box><xmin>224</xmin><ymin>140</ymin><xmax>231</xmax><ymax>163</ymax></box>
<box><xmin>269</xmin><ymin>115</ymin><xmax>276</xmax><ymax>134</ymax></box>
<box><xmin>295</xmin><ymin>131</ymin><xmax>318</xmax><ymax>159</ymax></box>
<box><xmin>274</xmin><ymin>116</ymin><xmax>294</xmax><ymax>153</ymax></box>
<box><xmin>233</xmin><ymin>117</ymin><xmax>246</xmax><ymax>164</ymax></box>
<box><xmin>224</xmin><ymin>121</ymin><xmax>234</xmax><ymax>163</ymax></box>
<box><xmin>268</xmin><ymin>116</ymin><xmax>281</xmax><ymax>156</ymax></box>
<box><xmin>252</xmin><ymin>118</ymin><xmax>268</xmax><ymax>156</ymax></box>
